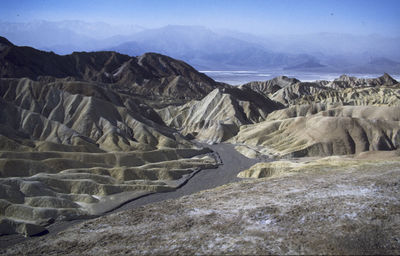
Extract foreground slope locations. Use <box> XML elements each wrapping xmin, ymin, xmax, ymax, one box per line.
<box><xmin>3</xmin><ymin>151</ymin><xmax>399</xmax><ymax>255</ymax></box>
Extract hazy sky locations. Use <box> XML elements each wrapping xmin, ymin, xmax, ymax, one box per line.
<box><xmin>1</xmin><ymin>0</ymin><xmax>399</xmax><ymax>36</ymax></box>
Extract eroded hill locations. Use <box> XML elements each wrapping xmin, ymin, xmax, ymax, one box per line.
<box><xmin>233</xmin><ymin>73</ymin><xmax>400</xmax><ymax>158</ymax></box>
<box><xmin>0</xmin><ymin>38</ymin><xmax>223</xmax><ymax>236</ymax></box>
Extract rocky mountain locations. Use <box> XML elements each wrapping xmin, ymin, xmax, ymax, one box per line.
<box><xmin>0</xmin><ymin>36</ymin><xmax>221</xmax><ymax>105</ymax></box>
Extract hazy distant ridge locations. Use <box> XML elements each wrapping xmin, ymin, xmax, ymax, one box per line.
<box><xmin>1</xmin><ymin>21</ymin><xmax>399</xmax><ymax>74</ymax></box>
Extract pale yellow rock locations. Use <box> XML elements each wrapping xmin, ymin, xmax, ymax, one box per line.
<box><xmin>232</xmin><ymin>105</ymin><xmax>400</xmax><ymax>157</ymax></box>
<box><xmin>238</xmin><ymin>153</ymin><xmax>400</xmax><ymax>179</ymax></box>
<box><xmin>156</xmin><ymin>88</ymin><xmax>281</xmax><ymax>143</ymax></box>
<box><xmin>234</xmin><ymin>145</ymin><xmax>264</xmax><ymax>159</ymax></box>
<box><xmin>238</xmin><ymin>161</ymin><xmax>300</xmax><ymax>178</ymax></box>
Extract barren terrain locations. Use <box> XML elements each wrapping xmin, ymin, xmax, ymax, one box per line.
<box><xmin>1</xmin><ymin>36</ymin><xmax>400</xmax><ymax>254</ymax></box>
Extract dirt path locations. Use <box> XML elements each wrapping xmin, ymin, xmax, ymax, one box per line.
<box><xmin>0</xmin><ymin>142</ymin><xmax>267</xmax><ymax>248</ymax></box>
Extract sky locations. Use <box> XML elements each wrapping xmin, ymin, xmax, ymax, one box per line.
<box><xmin>1</xmin><ymin>0</ymin><xmax>399</xmax><ymax>36</ymax></box>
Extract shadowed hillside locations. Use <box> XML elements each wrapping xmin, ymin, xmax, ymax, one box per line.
<box><xmin>0</xmin><ymin>36</ymin><xmax>223</xmax><ymax>106</ymax></box>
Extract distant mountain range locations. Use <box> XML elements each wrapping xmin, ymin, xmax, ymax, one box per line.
<box><xmin>106</xmin><ymin>25</ymin><xmax>319</xmax><ymax>70</ymax></box>
<box><xmin>1</xmin><ymin>20</ymin><xmax>399</xmax><ymax>74</ymax></box>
